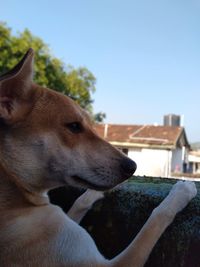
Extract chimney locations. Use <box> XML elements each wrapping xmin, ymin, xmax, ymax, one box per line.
<box><xmin>163</xmin><ymin>114</ymin><xmax>181</xmax><ymax>126</ymax></box>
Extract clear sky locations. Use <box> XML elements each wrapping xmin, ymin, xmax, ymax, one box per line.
<box><xmin>1</xmin><ymin>0</ymin><xmax>200</xmax><ymax>142</ymax></box>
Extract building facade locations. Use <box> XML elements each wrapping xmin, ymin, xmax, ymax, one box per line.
<box><xmin>94</xmin><ymin>123</ymin><xmax>189</xmax><ymax>178</ymax></box>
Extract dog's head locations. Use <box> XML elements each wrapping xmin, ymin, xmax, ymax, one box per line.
<box><xmin>0</xmin><ymin>49</ymin><xmax>136</xmax><ymax>193</ymax></box>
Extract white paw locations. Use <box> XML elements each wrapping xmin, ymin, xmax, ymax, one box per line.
<box><xmin>170</xmin><ymin>181</ymin><xmax>197</xmax><ymax>201</ymax></box>
<box><xmin>159</xmin><ymin>181</ymin><xmax>197</xmax><ymax>217</ymax></box>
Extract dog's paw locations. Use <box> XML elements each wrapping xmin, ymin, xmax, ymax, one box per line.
<box><xmin>170</xmin><ymin>181</ymin><xmax>197</xmax><ymax>204</ymax></box>
<box><xmin>158</xmin><ymin>181</ymin><xmax>197</xmax><ymax>217</ymax></box>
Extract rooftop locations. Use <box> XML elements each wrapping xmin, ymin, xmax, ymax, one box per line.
<box><xmin>94</xmin><ymin>124</ymin><xmax>189</xmax><ymax>149</ymax></box>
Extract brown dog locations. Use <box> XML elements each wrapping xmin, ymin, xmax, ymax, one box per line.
<box><xmin>0</xmin><ymin>49</ymin><xmax>197</xmax><ymax>267</ymax></box>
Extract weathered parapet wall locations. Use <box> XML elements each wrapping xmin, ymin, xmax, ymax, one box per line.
<box><xmin>49</xmin><ymin>177</ymin><xmax>200</xmax><ymax>267</ymax></box>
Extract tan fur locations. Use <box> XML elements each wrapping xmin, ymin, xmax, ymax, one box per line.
<box><xmin>0</xmin><ymin>49</ymin><xmax>197</xmax><ymax>267</ymax></box>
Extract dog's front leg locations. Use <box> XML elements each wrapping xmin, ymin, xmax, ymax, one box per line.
<box><xmin>67</xmin><ymin>189</ymin><xmax>104</xmax><ymax>223</ymax></box>
<box><xmin>108</xmin><ymin>181</ymin><xmax>197</xmax><ymax>267</ymax></box>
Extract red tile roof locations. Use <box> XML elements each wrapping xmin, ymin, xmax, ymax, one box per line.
<box><xmin>94</xmin><ymin>124</ymin><xmax>189</xmax><ymax>149</ymax></box>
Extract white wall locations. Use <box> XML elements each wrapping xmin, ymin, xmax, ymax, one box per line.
<box><xmin>171</xmin><ymin>148</ymin><xmax>183</xmax><ymax>172</ymax></box>
<box><xmin>128</xmin><ymin>148</ymin><xmax>171</xmax><ymax>177</ymax></box>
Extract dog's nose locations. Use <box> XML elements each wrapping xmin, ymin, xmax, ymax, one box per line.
<box><xmin>120</xmin><ymin>158</ymin><xmax>137</xmax><ymax>177</ymax></box>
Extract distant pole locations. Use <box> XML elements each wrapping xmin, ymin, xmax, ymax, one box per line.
<box><xmin>181</xmin><ymin>115</ymin><xmax>184</xmax><ymax>127</ymax></box>
<box><xmin>104</xmin><ymin>124</ymin><xmax>108</xmax><ymax>138</ymax></box>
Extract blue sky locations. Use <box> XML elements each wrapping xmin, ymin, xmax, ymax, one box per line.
<box><xmin>1</xmin><ymin>0</ymin><xmax>200</xmax><ymax>142</ymax></box>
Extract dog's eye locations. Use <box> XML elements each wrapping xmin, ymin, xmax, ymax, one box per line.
<box><xmin>65</xmin><ymin>122</ymin><xmax>83</xmax><ymax>134</ymax></box>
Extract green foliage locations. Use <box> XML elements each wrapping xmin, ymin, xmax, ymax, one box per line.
<box><xmin>0</xmin><ymin>22</ymin><xmax>105</xmax><ymax>118</ymax></box>
<box><xmin>93</xmin><ymin>112</ymin><xmax>106</xmax><ymax>122</ymax></box>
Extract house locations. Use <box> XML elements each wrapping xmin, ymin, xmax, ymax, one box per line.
<box><xmin>188</xmin><ymin>150</ymin><xmax>200</xmax><ymax>174</ymax></box>
<box><xmin>94</xmin><ymin>121</ymin><xmax>190</xmax><ymax>178</ymax></box>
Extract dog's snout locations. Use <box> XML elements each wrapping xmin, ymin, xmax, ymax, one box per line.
<box><xmin>120</xmin><ymin>157</ymin><xmax>137</xmax><ymax>177</ymax></box>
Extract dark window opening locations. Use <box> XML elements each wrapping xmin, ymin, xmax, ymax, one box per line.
<box><xmin>122</xmin><ymin>148</ymin><xmax>128</xmax><ymax>155</ymax></box>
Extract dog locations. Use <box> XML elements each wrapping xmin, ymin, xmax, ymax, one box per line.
<box><xmin>0</xmin><ymin>49</ymin><xmax>197</xmax><ymax>267</ymax></box>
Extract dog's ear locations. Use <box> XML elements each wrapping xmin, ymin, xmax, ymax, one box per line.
<box><xmin>0</xmin><ymin>48</ymin><xmax>35</xmax><ymax>124</ymax></box>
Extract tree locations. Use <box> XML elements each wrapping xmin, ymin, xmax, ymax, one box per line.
<box><xmin>0</xmin><ymin>22</ymin><xmax>105</xmax><ymax>120</ymax></box>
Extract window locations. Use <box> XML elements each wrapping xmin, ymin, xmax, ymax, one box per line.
<box><xmin>117</xmin><ymin>147</ymin><xmax>129</xmax><ymax>155</ymax></box>
<box><xmin>122</xmin><ymin>148</ymin><xmax>128</xmax><ymax>155</ymax></box>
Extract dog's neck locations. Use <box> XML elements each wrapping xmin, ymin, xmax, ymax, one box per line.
<box><xmin>0</xmin><ymin>161</ymin><xmax>49</xmax><ymax>210</ymax></box>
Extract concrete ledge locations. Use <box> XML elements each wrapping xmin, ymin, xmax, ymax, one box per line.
<box><xmin>49</xmin><ymin>177</ymin><xmax>200</xmax><ymax>267</ymax></box>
